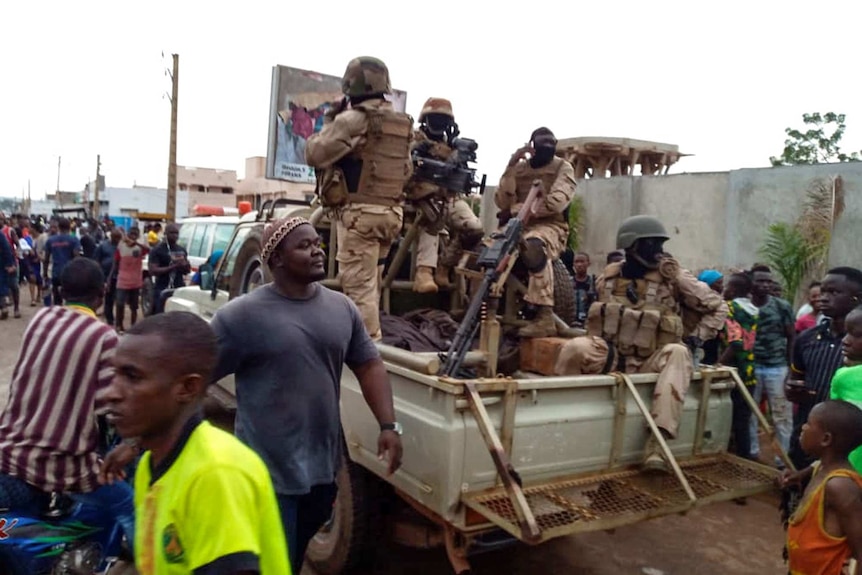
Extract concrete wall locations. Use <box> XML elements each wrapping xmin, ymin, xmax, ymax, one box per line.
<box><xmin>576</xmin><ymin>162</ymin><xmax>862</xmax><ymax>277</ymax></box>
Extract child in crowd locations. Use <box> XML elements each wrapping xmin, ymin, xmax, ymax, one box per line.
<box><xmin>781</xmin><ymin>400</ymin><xmax>862</xmax><ymax>574</ymax></box>
<box><xmin>828</xmin><ymin>305</ymin><xmax>862</xmax><ymax>473</ymax></box>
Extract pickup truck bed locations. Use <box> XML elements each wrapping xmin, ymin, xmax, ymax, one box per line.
<box><xmin>338</xmin><ymin>348</ymin><xmax>778</xmax><ymax>550</ymax></box>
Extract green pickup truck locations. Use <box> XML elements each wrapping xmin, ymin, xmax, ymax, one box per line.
<box><xmin>165</xmin><ymin>199</ymin><xmax>782</xmax><ymax>574</ymax></box>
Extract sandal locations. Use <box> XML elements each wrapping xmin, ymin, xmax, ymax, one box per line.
<box><xmin>13</xmin><ymin>310</ymin><xmax>21</xmax><ymax>319</ymax></box>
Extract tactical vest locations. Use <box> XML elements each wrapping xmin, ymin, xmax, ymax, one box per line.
<box><xmin>586</xmin><ymin>265</ymin><xmax>684</xmax><ymax>359</ymax></box>
<box><xmin>348</xmin><ymin>106</ymin><xmax>412</xmax><ymax>207</ymax></box>
<box><xmin>513</xmin><ymin>157</ymin><xmax>566</xmax><ymax>223</ymax></box>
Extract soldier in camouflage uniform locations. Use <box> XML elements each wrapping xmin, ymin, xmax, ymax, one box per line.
<box><xmin>554</xmin><ymin>216</ymin><xmax>727</xmax><ymax>471</ymax></box>
<box><xmin>306</xmin><ymin>57</ymin><xmax>413</xmax><ymax>340</ymax></box>
<box><xmin>495</xmin><ymin>127</ymin><xmax>576</xmax><ymax>338</ymax></box>
<box><xmin>406</xmin><ymin>97</ymin><xmax>484</xmax><ymax>293</ymax></box>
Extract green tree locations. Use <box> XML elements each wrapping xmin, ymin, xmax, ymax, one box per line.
<box><xmin>770</xmin><ymin>112</ymin><xmax>861</xmax><ymax>166</ymax></box>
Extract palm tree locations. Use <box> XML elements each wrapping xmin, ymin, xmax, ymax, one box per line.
<box><xmin>758</xmin><ymin>176</ymin><xmax>844</xmax><ymax>306</ymax></box>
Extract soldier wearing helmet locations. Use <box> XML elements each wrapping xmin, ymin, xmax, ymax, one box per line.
<box><xmin>554</xmin><ymin>215</ymin><xmax>727</xmax><ymax>472</ymax></box>
<box><xmin>495</xmin><ymin>127</ymin><xmax>576</xmax><ymax>338</ymax></box>
<box><xmin>306</xmin><ymin>56</ymin><xmax>413</xmax><ymax>341</ymax></box>
<box><xmin>406</xmin><ymin>97</ymin><xmax>484</xmax><ymax>293</ymax></box>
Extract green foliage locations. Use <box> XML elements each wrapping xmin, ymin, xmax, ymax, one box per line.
<box><xmin>759</xmin><ymin>176</ymin><xmax>845</xmax><ymax>306</ymax></box>
<box><xmin>567</xmin><ymin>195</ymin><xmax>585</xmax><ymax>251</ymax></box>
<box><xmin>758</xmin><ymin>222</ymin><xmax>815</xmax><ymax>303</ymax></box>
<box><xmin>770</xmin><ymin>112</ymin><xmax>862</xmax><ymax>166</ymax></box>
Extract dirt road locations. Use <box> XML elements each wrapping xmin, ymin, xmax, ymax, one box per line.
<box><xmin>1</xmin><ymin>304</ymin><xmax>790</xmax><ymax>575</ymax></box>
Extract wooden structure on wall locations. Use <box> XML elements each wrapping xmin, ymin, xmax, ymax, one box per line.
<box><xmin>556</xmin><ymin>137</ymin><xmax>688</xmax><ymax>179</ymax></box>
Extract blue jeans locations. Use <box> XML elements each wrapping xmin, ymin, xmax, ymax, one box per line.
<box><xmin>71</xmin><ymin>482</ymin><xmax>135</xmax><ymax>551</ymax></box>
<box><xmin>749</xmin><ymin>364</ymin><xmax>792</xmax><ymax>464</ymax></box>
<box><xmin>276</xmin><ymin>483</ymin><xmax>338</xmax><ymax>573</ymax></box>
<box><xmin>0</xmin><ymin>473</ymin><xmax>134</xmax><ymax>551</ymax></box>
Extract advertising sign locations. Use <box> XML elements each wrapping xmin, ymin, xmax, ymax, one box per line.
<box><xmin>265</xmin><ymin>65</ymin><xmax>407</xmax><ymax>183</ymax></box>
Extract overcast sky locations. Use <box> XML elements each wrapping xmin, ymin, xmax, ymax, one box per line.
<box><xmin>2</xmin><ymin>0</ymin><xmax>861</xmax><ymax>200</ymax></box>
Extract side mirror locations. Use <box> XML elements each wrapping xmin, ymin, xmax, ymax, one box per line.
<box><xmin>199</xmin><ymin>263</ymin><xmax>215</xmax><ymax>291</ymax></box>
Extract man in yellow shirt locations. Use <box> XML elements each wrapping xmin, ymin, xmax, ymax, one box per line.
<box><xmin>146</xmin><ymin>223</ymin><xmax>162</xmax><ymax>247</ymax></box>
<box><xmin>100</xmin><ymin>311</ymin><xmax>290</xmax><ymax>574</ymax></box>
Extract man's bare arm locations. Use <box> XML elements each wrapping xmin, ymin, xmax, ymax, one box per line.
<box><xmin>352</xmin><ymin>357</ymin><xmax>396</xmax><ymax>427</ymax></box>
<box><xmin>351</xmin><ymin>357</ymin><xmax>403</xmax><ymax>474</ymax></box>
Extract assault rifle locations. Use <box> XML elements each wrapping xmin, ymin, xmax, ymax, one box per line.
<box><xmin>412</xmin><ymin>137</ymin><xmax>485</xmax><ymax>196</ymax></box>
<box><xmin>438</xmin><ymin>181</ymin><xmax>543</xmax><ymax>378</ymax></box>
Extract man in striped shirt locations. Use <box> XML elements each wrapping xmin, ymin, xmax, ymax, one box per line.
<box><xmin>0</xmin><ymin>257</ymin><xmax>135</xmax><ymax>544</ymax></box>
<box><xmin>787</xmin><ymin>267</ymin><xmax>862</xmax><ymax>470</ymax></box>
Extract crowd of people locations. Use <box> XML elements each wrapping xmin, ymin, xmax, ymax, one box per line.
<box><xmin>0</xmin><ymin>211</ymin><xmax>189</xmax><ymax>330</ymax></box>
<box><xmin>1</xmin><ymin>53</ymin><xmax>861</xmax><ymax>575</ymax></box>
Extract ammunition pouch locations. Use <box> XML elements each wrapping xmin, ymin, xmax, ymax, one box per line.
<box><xmin>316</xmin><ymin>168</ymin><xmax>349</xmax><ymax>208</ymax></box>
<box><xmin>586</xmin><ymin>301</ymin><xmax>683</xmax><ymax>359</ymax></box>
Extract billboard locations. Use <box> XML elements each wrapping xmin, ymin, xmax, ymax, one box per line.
<box><xmin>265</xmin><ymin>65</ymin><xmax>408</xmax><ymax>183</ymax></box>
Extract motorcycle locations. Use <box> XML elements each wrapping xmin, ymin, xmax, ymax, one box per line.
<box><xmin>0</xmin><ymin>491</ymin><xmax>126</xmax><ymax>575</ymax></box>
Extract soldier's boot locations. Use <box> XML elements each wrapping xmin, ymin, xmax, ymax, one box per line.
<box><xmin>435</xmin><ymin>264</ymin><xmax>452</xmax><ymax>290</ymax></box>
<box><xmin>413</xmin><ymin>266</ymin><xmax>438</xmax><ymax>294</ymax></box>
<box><xmin>518</xmin><ymin>306</ymin><xmax>557</xmax><ymax>338</ymax></box>
<box><xmin>642</xmin><ymin>435</ymin><xmax>670</xmax><ymax>473</ymax></box>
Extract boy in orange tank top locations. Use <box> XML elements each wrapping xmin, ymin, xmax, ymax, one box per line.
<box><xmin>781</xmin><ymin>400</ymin><xmax>862</xmax><ymax>574</ymax></box>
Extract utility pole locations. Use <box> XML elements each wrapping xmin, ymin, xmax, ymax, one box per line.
<box><xmin>56</xmin><ymin>156</ymin><xmax>61</xmax><ymax>195</ymax></box>
<box><xmin>93</xmin><ymin>154</ymin><xmax>101</xmax><ymax>219</ymax></box>
<box><xmin>166</xmin><ymin>53</ymin><xmax>179</xmax><ymax>221</ymax></box>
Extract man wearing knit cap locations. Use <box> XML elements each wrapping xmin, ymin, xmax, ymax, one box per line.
<box><xmin>209</xmin><ymin>216</ymin><xmax>403</xmax><ymax>573</ymax></box>
<box><xmin>495</xmin><ymin>127</ymin><xmax>576</xmax><ymax>337</ymax></box>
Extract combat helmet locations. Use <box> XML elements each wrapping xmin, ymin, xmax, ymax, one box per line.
<box><xmin>419</xmin><ymin>97</ymin><xmax>454</xmax><ymax>122</ymax></box>
<box><xmin>616</xmin><ymin>215</ymin><xmax>669</xmax><ymax>249</ymax></box>
<box><xmin>341</xmin><ymin>56</ymin><xmax>391</xmax><ymax>97</ymax></box>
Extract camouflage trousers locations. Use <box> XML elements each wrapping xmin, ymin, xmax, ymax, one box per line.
<box><xmin>416</xmin><ymin>197</ymin><xmax>483</xmax><ymax>269</ymax></box>
<box><xmin>519</xmin><ymin>222</ymin><xmax>566</xmax><ymax>308</ymax></box>
<box><xmin>554</xmin><ymin>336</ymin><xmax>693</xmax><ymax>438</ymax></box>
<box><xmin>336</xmin><ymin>203</ymin><xmax>403</xmax><ymax>340</ymax></box>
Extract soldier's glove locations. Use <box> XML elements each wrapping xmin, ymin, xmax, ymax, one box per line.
<box><xmin>497</xmin><ymin>209</ymin><xmax>512</xmax><ymax>227</ymax></box>
<box><xmin>683</xmin><ymin>335</ymin><xmax>704</xmax><ymax>351</ymax></box>
<box><xmin>324</xmin><ymin>97</ymin><xmax>347</xmax><ymax>122</ymax></box>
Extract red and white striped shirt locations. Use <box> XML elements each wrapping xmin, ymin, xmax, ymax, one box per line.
<box><xmin>0</xmin><ymin>305</ymin><xmax>118</xmax><ymax>493</ymax></box>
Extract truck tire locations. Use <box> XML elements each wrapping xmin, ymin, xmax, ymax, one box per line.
<box><xmin>229</xmin><ymin>235</ymin><xmax>268</xmax><ymax>299</ymax></box>
<box><xmin>552</xmin><ymin>258</ymin><xmax>576</xmax><ymax>326</ymax></box>
<box><xmin>305</xmin><ymin>458</ymin><xmax>381</xmax><ymax>574</ymax></box>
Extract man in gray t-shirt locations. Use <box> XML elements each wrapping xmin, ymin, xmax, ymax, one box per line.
<box><xmin>211</xmin><ymin>216</ymin><xmax>403</xmax><ymax>572</ymax></box>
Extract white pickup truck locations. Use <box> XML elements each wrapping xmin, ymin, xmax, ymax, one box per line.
<box><xmin>166</xmin><ymin>200</ymin><xmax>782</xmax><ymax>574</ymax></box>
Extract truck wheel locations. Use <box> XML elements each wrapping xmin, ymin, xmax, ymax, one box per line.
<box><xmin>305</xmin><ymin>458</ymin><xmax>381</xmax><ymax>574</ymax></box>
<box><xmin>552</xmin><ymin>258</ymin><xmax>576</xmax><ymax>326</ymax></box>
